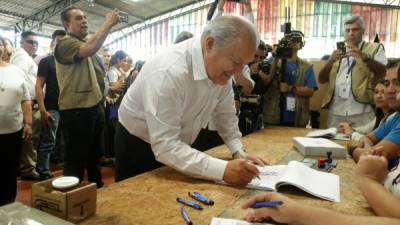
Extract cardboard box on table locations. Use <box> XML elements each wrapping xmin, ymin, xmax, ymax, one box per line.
<box><xmin>31</xmin><ymin>179</ymin><xmax>96</xmax><ymax>223</ymax></box>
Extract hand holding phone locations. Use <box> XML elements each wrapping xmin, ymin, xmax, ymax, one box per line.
<box><xmin>119</xmin><ymin>11</ymin><xmax>129</xmax><ymax>23</ymax></box>
<box><xmin>336</xmin><ymin>41</ymin><xmax>346</xmax><ymax>54</ymax></box>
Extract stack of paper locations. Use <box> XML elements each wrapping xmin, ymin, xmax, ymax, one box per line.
<box><xmin>306</xmin><ymin>128</ymin><xmax>350</xmax><ymax>141</ymax></box>
<box><xmin>293</xmin><ymin>137</ymin><xmax>347</xmax><ymax>158</ymax></box>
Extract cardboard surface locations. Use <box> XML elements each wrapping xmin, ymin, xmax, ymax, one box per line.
<box><xmin>32</xmin><ymin>179</ymin><xmax>97</xmax><ymax>223</ymax></box>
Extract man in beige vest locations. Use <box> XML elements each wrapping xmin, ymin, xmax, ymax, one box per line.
<box><xmin>319</xmin><ymin>16</ymin><xmax>387</xmax><ymax>128</ymax></box>
<box><xmin>54</xmin><ymin>6</ymin><xmax>120</xmax><ymax>188</ymax></box>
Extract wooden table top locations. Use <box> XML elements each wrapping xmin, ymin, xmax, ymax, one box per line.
<box><xmin>81</xmin><ymin>126</ymin><xmax>374</xmax><ymax>225</ymax></box>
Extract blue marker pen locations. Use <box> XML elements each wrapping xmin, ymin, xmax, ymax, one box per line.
<box><xmin>176</xmin><ymin>197</ymin><xmax>203</xmax><ymax>210</ymax></box>
<box><xmin>180</xmin><ymin>207</ymin><xmax>193</xmax><ymax>225</ymax></box>
<box><xmin>250</xmin><ymin>200</ymin><xmax>283</xmax><ymax>208</ymax></box>
<box><xmin>188</xmin><ymin>192</ymin><xmax>214</xmax><ymax>205</ymax></box>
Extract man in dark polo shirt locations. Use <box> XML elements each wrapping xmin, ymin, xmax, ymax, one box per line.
<box><xmin>54</xmin><ymin>6</ymin><xmax>120</xmax><ymax>187</ymax></box>
<box><xmin>35</xmin><ymin>30</ymin><xmax>66</xmax><ymax>180</ymax></box>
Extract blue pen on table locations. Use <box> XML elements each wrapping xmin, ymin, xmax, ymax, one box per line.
<box><xmin>250</xmin><ymin>200</ymin><xmax>284</xmax><ymax>208</ymax></box>
<box><xmin>238</xmin><ymin>151</ymin><xmax>261</xmax><ymax>180</ymax></box>
<box><xmin>180</xmin><ymin>207</ymin><xmax>193</xmax><ymax>225</ymax></box>
<box><xmin>188</xmin><ymin>192</ymin><xmax>214</xmax><ymax>205</ymax></box>
<box><xmin>176</xmin><ymin>197</ymin><xmax>203</xmax><ymax>210</ymax></box>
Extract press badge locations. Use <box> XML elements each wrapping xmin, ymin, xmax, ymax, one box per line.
<box><xmin>338</xmin><ymin>83</ymin><xmax>351</xmax><ymax>99</ymax></box>
<box><xmin>286</xmin><ymin>96</ymin><xmax>295</xmax><ymax>111</ymax></box>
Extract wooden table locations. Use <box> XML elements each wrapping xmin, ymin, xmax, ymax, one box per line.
<box><xmin>81</xmin><ymin>127</ymin><xmax>374</xmax><ymax>225</ymax></box>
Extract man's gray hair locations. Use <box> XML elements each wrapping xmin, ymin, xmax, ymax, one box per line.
<box><xmin>201</xmin><ymin>15</ymin><xmax>259</xmax><ymax>49</ymax></box>
<box><xmin>344</xmin><ymin>15</ymin><xmax>365</xmax><ymax>30</ymax></box>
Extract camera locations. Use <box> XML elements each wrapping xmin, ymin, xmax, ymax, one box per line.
<box><xmin>240</xmin><ymin>95</ymin><xmax>261</xmax><ymax>112</ymax></box>
<box><xmin>336</xmin><ymin>41</ymin><xmax>346</xmax><ymax>53</ymax></box>
<box><xmin>276</xmin><ymin>36</ymin><xmax>293</xmax><ymax>58</ymax></box>
<box><xmin>119</xmin><ymin>11</ymin><xmax>129</xmax><ymax>23</ymax></box>
<box><xmin>258</xmin><ymin>60</ymin><xmax>270</xmax><ymax>73</ymax></box>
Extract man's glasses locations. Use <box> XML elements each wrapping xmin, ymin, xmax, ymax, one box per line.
<box><xmin>25</xmin><ymin>40</ymin><xmax>38</xmax><ymax>46</ymax></box>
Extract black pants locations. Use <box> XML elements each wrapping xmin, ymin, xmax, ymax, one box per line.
<box><xmin>0</xmin><ymin>129</ymin><xmax>23</xmax><ymax>206</ymax></box>
<box><xmin>60</xmin><ymin>104</ymin><xmax>104</xmax><ymax>188</ymax></box>
<box><xmin>191</xmin><ymin>128</ymin><xmax>223</xmax><ymax>152</ymax></box>
<box><xmin>114</xmin><ymin>122</ymin><xmax>163</xmax><ymax>182</ymax></box>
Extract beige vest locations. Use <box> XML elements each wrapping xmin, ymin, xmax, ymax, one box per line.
<box><xmin>321</xmin><ymin>42</ymin><xmax>382</xmax><ymax>108</ymax></box>
<box><xmin>55</xmin><ymin>38</ymin><xmax>103</xmax><ymax>110</ymax></box>
<box><xmin>263</xmin><ymin>59</ymin><xmax>312</xmax><ymax>127</ymax></box>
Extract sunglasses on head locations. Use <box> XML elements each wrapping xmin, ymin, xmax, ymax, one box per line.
<box><xmin>25</xmin><ymin>40</ymin><xmax>38</xmax><ymax>46</ymax></box>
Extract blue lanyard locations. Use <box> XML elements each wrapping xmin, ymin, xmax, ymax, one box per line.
<box><xmin>346</xmin><ymin>57</ymin><xmax>356</xmax><ymax>76</ymax></box>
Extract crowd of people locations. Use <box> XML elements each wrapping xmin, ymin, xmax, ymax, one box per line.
<box><xmin>0</xmin><ymin>0</ymin><xmax>399</xmax><ymax>224</ymax></box>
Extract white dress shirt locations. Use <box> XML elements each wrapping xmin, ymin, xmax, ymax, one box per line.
<box><xmin>119</xmin><ymin>37</ymin><xmax>243</xmax><ymax>181</ymax></box>
<box><xmin>0</xmin><ymin>65</ymin><xmax>31</xmax><ymax>134</ymax></box>
<box><xmin>11</xmin><ymin>48</ymin><xmax>38</xmax><ymax>100</ymax></box>
<box><xmin>329</xmin><ymin>41</ymin><xmax>387</xmax><ymax>116</ymax></box>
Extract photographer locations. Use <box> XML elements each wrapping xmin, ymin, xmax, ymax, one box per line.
<box><xmin>238</xmin><ymin>41</ymin><xmax>272</xmax><ymax>134</ymax></box>
<box><xmin>267</xmin><ymin>30</ymin><xmax>318</xmax><ymax>127</ymax></box>
<box><xmin>319</xmin><ymin>16</ymin><xmax>387</xmax><ymax>128</ymax></box>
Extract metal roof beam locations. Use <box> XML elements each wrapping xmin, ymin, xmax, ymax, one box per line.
<box><xmin>14</xmin><ymin>0</ymin><xmax>80</xmax><ymax>33</ymax></box>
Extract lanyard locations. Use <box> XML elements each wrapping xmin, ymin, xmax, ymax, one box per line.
<box><xmin>346</xmin><ymin>57</ymin><xmax>356</xmax><ymax>76</ymax></box>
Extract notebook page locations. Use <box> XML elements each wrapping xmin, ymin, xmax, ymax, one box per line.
<box><xmin>276</xmin><ymin>161</ymin><xmax>340</xmax><ymax>202</ymax></box>
<box><xmin>246</xmin><ymin>165</ymin><xmax>286</xmax><ymax>191</ymax></box>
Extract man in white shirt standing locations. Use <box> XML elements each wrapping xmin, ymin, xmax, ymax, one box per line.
<box><xmin>319</xmin><ymin>16</ymin><xmax>387</xmax><ymax>128</ymax></box>
<box><xmin>11</xmin><ymin>31</ymin><xmax>40</xmax><ymax>179</ymax></box>
<box><xmin>116</xmin><ymin>15</ymin><xmax>267</xmax><ymax>186</ymax></box>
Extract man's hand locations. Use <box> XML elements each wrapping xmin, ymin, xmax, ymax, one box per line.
<box><xmin>328</xmin><ymin>49</ymin><xmax>345</xmax><ymax>64</ymax></box>
<box><xmin>113</xmin><ymin>79</ymin><xmax>125</xmax><ymax>93</ymax></box>
<box><xmin>106</xmin><ymin>9</ymin><xmax>122</xmax><ymax>27</ymax></box>
<box><xmin>223</xmin><ymin>159</ymin><xmax>259</xmax><ymax>186</ymax></box>
<box><xmin>22</xmin><ymin>124</ymin><xmax>32</xmax><ymax>141</ymax></box>
<box><xmin>337</xmin><ymin>122</ymin><xmax>354</xmax><ymax>135</ymax></box>
<box><xmin>40</xmin><ymin>110</ymin><xmax>54</xmax><ymax>127</ymax></box>
<box><xmin>250</xmin><ymin>62</ymin><xmax>259</xmax><ymax>75</ymax></box>
<box><xmin>280</xmin><ymin>82</ymin><xmax>289</xmax><ymax>92</ymax></box>
<box><xmin>346</xmin><ymin>44</ymin><xmax>369</xmax><ymax>60</ymax></box>
<box><xmin>241</xmin><ymin>192</ymin><xmax>302</xmax><ymax>224</ymax></box>
<box><xmin>355</xmin><ymin>154</ymin><xmax>388</xmax><ymax>183</ymax></box>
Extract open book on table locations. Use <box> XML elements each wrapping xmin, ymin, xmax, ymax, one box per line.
<box><xmin>306</xmin><ymin>127</ymin><xmax>350</xmax><ymax>141</ymax></box>
<box><xmin>246</xmin><ymin>161</ymin><xmax>340</xmax><ymax>202</ymax></box>
<box><xmin>210</xmin><ymin>218</ymin><xmax>272</xmax><ymax>225</ymax></box>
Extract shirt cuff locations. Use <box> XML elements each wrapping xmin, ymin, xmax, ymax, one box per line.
<box><xmin>205</xmin><ymin>157</ymin><xmax>228</xmax><ymax>181</ymax></box>
<box><xmin>225</xmin><ymin>139</ymin><xmax>243</xmax><ymax>155</ymax></box>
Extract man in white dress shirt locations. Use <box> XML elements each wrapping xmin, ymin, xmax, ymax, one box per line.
<box><xmin>116</xmin><ymin>15</ymin><xmax>267</xmax><ymax>186</ymax></box>
<box><xmin>319</xmin><ymin>16</ymin><xmax>387</xmax><ymax>128</ymax></box>
<box><xmin>11</xmin><ymin>31</ymin><xmax>41</xmax><ymax>179</ymax></box>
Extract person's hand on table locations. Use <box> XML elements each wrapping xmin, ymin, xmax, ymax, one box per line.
<box><xmin>355</xmin><ymin>154</ymin><xmax>388</xmax><ymax>184</ymax></box>
<box><xmin>337</xmin><ymin>122</ymin><xmax>354</xmax><ymax>135</ymax></box>
<box><xmin>223</xmin><ymin>159</ymin><xmax>259</xmax><ymax>186</ymax></box>
<box><xmin>241</xmin><ymin>192</ymin><xmax>304</xmax><ymax>224</ymax></box>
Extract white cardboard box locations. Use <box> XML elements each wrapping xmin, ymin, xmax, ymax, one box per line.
<box><xmin>293</xmin><ymin>137</ymin><xmax>347</xmax><ymax>158</ymax></box>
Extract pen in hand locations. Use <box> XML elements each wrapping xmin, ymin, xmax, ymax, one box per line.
<box><xmin>250</xmin><ymin>200</ymin><xmax>284</xmax><ymax>208</ymax></box>
<box><xmin>238</xmin><ymin>151</ymin><xmax>261</xmax><ymax>180</ymax></box>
